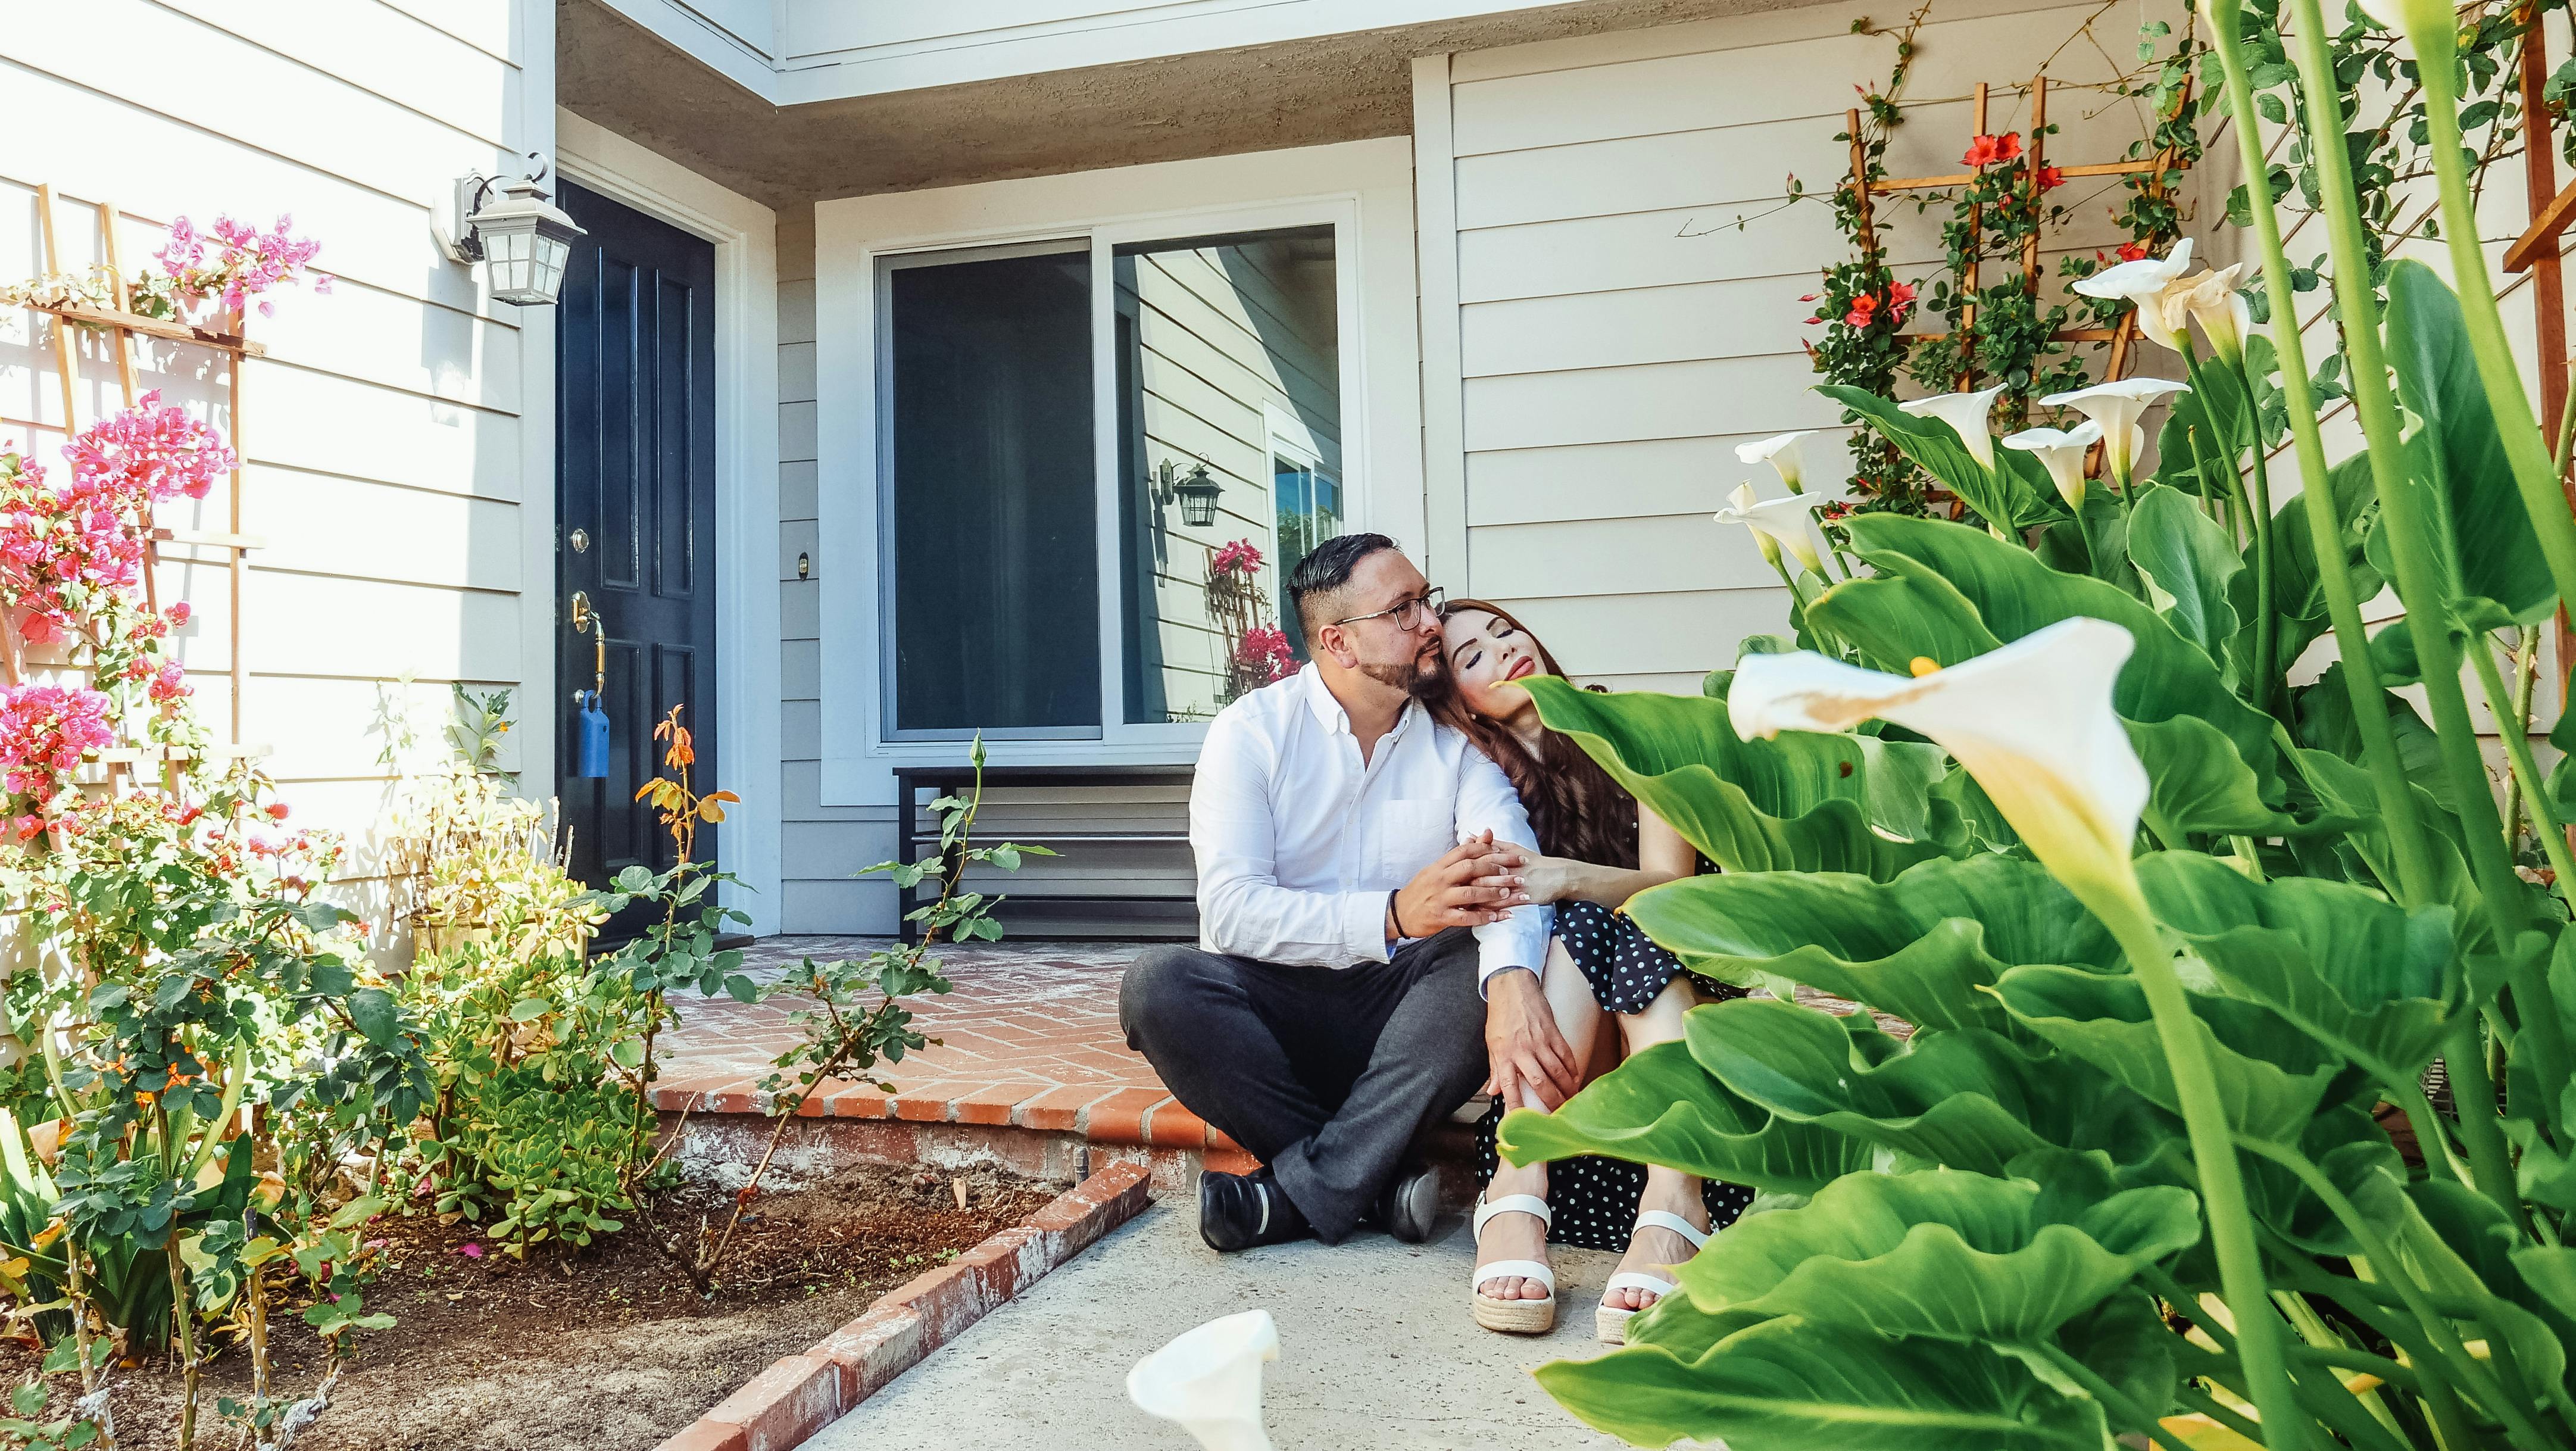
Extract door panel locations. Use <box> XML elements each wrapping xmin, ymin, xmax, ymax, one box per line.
<box><xmin>555</xmin><ymin>180</ymin><xmax>719</xmax><ymax>934</ymax></box>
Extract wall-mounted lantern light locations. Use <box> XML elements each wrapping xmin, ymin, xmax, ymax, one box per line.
<box><xmin>1154</xmin><ymin>459</ymin><xmax>1224</xmax><ymax>529</ymax></box>
<box><xmin>438</xmin><ymin>153</ymin><xmax>586</xmax><ymax>307</ymax></box>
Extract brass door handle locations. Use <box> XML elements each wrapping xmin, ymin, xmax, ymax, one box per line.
<box><xmin>569</xmin><ymin>591</ymin><xmax>604</xmax><ymax>692</ymax></box>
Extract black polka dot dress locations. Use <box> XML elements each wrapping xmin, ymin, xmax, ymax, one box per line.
<box><xmin>1474</xmin><ymin>899</ymin><xmax>1756</xmax><ymax>1251</ymax></box>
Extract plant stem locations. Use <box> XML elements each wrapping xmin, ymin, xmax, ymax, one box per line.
<box><xmin>2244</xmin><ymin>1137</ymin><xmax>2559</xmax><ymax>1451</ymax></box>
<box><xmin>2443</xmin><ymin>1012</ymin><xmax>2522</xmax><ymax>1217</ymax></box>
<box><xmin>2275</xmin><ymin>0</ymin><xmax>2564</xmax><ymax>1112</ymax></box>
<box><xmin>2034</xmin><ymin>1341</ymin><xmax>2196</xmax><ymax>1451</ymax></box>
<box><xmin>2174</xmin><ymin>1382</ymin><xmax>2267</xmax><ymax>1443</ymax></box>
<box><xmin>2234</xmin><ymin>363</ymin><xmax>2281</xmax><ymax>715</ymax></box>
<box><xmin>2408</xmin><ymin>7</ymin><xmax>2576</xmax><ymax>616</ymax></box>
<box><xmin>167</xmin><ymin>1235</ymin><xmax>198</xmax><ymax>1451</ymax></box>
<box><xmin>2502</xmin><ymin>628</ymin><xmax>2541</xmax><ymax>845</ymax></box>
<box><xmin>2094</xmin><ymin>885</ymin><xmax>2312</xmax><ymax>1449</ymax></box>
<box><xmin>2204</xmin><ymin>0</ymin><xmax>2436</xmax><ymax>903</ymax></box>
<box><xmin>2472</xmin><ymin>636</ymin><xmax>2576</xmax><ymax>906</ymax></box>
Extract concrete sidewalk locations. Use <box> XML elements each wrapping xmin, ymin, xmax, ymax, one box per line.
<box><xmin>805</xmin><ymin>1199</ymin><xmax>1639</xmax><ymax>1450</ymax></box>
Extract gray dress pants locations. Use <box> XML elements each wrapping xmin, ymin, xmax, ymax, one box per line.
<box><xmin>1119</xmin><ymin>928</ymin><xmax>1491</xmax><ymax>1242</ymax></box>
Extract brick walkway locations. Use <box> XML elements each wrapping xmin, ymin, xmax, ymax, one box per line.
<box><xmin>649</xmin><ymin>938</ymin><xmax>1250</xmax><ymax>1163</ymax></box>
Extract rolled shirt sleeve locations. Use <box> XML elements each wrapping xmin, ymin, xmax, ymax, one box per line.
<box><xmin>1456</xmin><ymin>746</ymin><xmax>1551</xmax><ymax>993</ymax></box>
<box><xmin>1191</xmin><ymin>707</ymin><xmax>1394</xmax><ymax>967</ymax></box>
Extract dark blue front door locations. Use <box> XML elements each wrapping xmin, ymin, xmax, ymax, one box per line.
<box><xmin>554</xmin><ymin>180</ymin><xmax>719</xmax><ymax>924</ymax></box>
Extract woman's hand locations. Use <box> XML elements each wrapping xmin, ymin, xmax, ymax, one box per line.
<box><xmin>1513</xmin><ymin>853</ymin><xmax>1588</xmax><ymax>906</ymax></box>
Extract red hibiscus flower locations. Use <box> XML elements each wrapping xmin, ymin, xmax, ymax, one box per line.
<box><xmin>1844</xmin><ymin>294</ymin><xmax>1880</xmax><ymax>327</ymax></box>
<box><xmin>2117</xmin><ymin>241</ymin><xmax>2150</xmax><ymax>262</ymax></box>
<box><xmin>2036</xmin><ymin>165</ymin><xmax>2065</xmax><ymax>191</ymax></box>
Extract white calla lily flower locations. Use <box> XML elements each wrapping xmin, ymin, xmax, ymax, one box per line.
<box><xmin>1725</xmin><ymin>483</ymin><xmax>1782</xmax><ymax>569</ymax></box>
<box><xmin>2072</xmin><ymin>238</ymin><xmax>2196</xmax><ymax>351</ymax></box>
<box><xmin>1897</xmin><ymin>385</ymin><xmax>2009</xmax><ymax>470</ymax></box>
<box><xmin>1715</xmin><ymin>482</ymin><xmax>1849</xmax><ymax>575</ymax></box>
<box><xmin>2002</xmin><ymin>420</ymin><xmax>2104</xmax><ymax>510</ymax></box>
<box><xmin>1736</xmin><ymin>430</ymin><xmax>1821</xmax><ymax>492</ymax></box>
<box><xmin>2180</xmin><ymin>263</ymin><xmax>2252</xmax><ymax>364</ymax></box>
<box><xmin>1129</xmin><ymin>1310</ymin><xmax>1280</xmax><ymax>1451</ymax></box>
<box><xmin>1729</xmin><ymin>617</ymin><xmax>2147</xmax><ymax>909</ymax></box>
<box><xmin>2039</xmin><ymin>378</ymin><xmax>2188</xmax><ymax>487</ymax></box>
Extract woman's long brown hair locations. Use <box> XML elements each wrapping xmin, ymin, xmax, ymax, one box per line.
<box><xmin>1420</xmin><ymin>598</ymin><xmax>1641</xmax><ymax>869</ymax></box>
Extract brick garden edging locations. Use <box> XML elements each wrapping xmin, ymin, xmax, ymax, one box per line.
<box><xmin>652</xmin><ymin>1160</ymin><xmax>1154</xmax><ymax>1451</ymax></box>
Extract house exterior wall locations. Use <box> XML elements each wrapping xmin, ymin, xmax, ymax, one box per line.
<box><xmin>1413</xmin><ymin>0</ymin><xmax>2178</xmax><ymax>690</ymax></box>
<box><xmin>0</xmin><ymin>0</ymin><xmax>558</xmax><ymax>934</ymax></box>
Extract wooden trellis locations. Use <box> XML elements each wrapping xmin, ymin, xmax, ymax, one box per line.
<box><xmin>1846</xmin><ymin>74</ymin><xmax>2197</xmax><ymax>391</ymax></box>
<box><xmin>8</xmin><ymin>183</ymin><xmax>267</xmax><ymax>786</ymax></box>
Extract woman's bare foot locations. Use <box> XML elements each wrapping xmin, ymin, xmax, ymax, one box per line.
<box><xmin>1604</xmin><ymin>1177</ymin><xmax>1710</xmax><ymax>1312</ymax></box>
<box><xmin>1476</xmin><ymin>1164</ymin><xmax>1551</xmax><ymax>1303</ymax></box>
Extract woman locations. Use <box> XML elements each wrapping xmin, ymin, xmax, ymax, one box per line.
<box><xmin>1422</xmin><ymin>599</ymin><xmax>1752</xmax><ymax>1343</ymax></box>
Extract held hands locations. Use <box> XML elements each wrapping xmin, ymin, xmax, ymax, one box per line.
<box><xmin>1482</xmin><ymin>966</ymin><xmax>1582</xmax><ymax>1112</ymax></box>
<box><xmin>1388</xmin><ymin>831</ymin><xmax>1530</xmax><ymax>941</ymax></box>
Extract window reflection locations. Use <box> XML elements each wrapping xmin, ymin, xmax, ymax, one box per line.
<box><xmin>1116</xmin><ymin>226</ymin><xmax>1341</xmax><ymax>724</ymax></box>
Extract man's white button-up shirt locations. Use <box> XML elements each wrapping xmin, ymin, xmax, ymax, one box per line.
<box><xmin>1189</xmin><ymin>663</ymin><xmax>1548</xmax><ymax>990</ymax></box>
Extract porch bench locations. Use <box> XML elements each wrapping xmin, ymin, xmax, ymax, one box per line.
<box><xmin>893</xmin><ymin>763</ymin><xmax>1199</xmax><ymax>943</ymax></box>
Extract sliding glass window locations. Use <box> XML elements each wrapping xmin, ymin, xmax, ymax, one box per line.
<box><xmin>875</xmin><ymin>221</ymin><xmax>1345</xmax><ymax>741</ymax></box>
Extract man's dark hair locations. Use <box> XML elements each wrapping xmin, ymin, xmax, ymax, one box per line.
<box><xmin>1288</xmin><ymin>532</ymin><xmax>1401</xmax><ymax>644</ymax></box>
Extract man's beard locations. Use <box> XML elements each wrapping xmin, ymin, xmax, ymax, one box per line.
<box><xmin>1362</xmin><ymin>642</ymin><xmax>1438</xmax><ymax>692</ymax></box>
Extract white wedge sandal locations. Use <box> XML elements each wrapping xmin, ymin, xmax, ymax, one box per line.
<box><xmin>1469</xmin><ymin>1193</ymin><xmax>1556</xmax><ymax>1335</ymax></box>
<box><xmin>1595</xmin><ymin>1209</ymin><xmax>1710</xmax><ymax>1343</ymax></box>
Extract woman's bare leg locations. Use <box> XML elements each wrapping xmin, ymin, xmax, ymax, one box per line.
<box><xmin>1604</xmin><ymin>975</ymin><xmax>1710</xmax><ymax>1311</ymax></box>
<box><xmin>1478</xmin><ymin>938</ymin><xmax>1606</xmax><ymax>1301</ymax></box>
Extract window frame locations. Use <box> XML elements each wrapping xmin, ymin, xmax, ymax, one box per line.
<box><xmin>811</xmin><ymin>139</ymin><xmax>1420</xmax><ymax>806</ymax></box>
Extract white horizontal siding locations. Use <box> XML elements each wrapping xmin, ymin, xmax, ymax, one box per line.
<box><xmin>1</xmin><ymin>1</ymin><xmax>548</xmax><ymax>879</ymax></box>
<box><xmin>1426</xmin><ymin>0</ymin><xmax>2174</xmax><ymax>683</ymax></box>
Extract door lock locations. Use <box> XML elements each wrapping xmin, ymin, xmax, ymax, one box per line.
<box><xmin>569</xmin><ymin>528</ymin><xmax>591</xmax><ymax>554</ymax></box>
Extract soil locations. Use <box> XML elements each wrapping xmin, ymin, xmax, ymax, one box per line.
<box><xmin>30</xmin><ymin>1160</ymin><xmax>1064</xmax><ymax>1451</ymax></box>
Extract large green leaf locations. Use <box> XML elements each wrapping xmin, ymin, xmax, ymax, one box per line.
<box><xmin>1671</xmin><ymin>1168</ymin><xmax>2198</xmax><ymax>1344</ymax></box>
<box><xmin>1684</xmin><ymin>1001</ymin><xmax>2180</xmax><ymax>1177</ymax></box>
<box><xmin>1624</xmin><ymin>855</ymin><xmax>2116</xmax><ymax>1034</ymax></box>
<box><xmin>2127</xmin><ymin>482</ymin><xmax>2246</xmax><ymax>675</ymax></box>
<box><xmin>1497</xmin><ymin>1040</ymin><xmax>1874</xmax><ymax>1193</ymax></box>
<box><xmin>2264</xmin><ymin>454</ymin><xmax>2384</xmax><ymax>671</ymax></box>
<box><xmin>2135</xmin><ymin>856</ymin><xmax>2454</xmax><ymax>1085</ymax></box>
<box><xmin>1523</xmin><ymin>679</ymin><xmax>1947</xmax><ymax>880</ymax></box>
<box><xmin>2129</xmin><ymin>715</ymin><xmax>2353</xmax><ymax>841</ymax></box>
<box><xmin>1819</xmin><ymin>384</ymin><xmax>2049</xmax><ymax>530</ymax></box>
<box><xmin>2384</xmin><ymin>259</ymin><xmax>2556</xmax><ymax>626</ymax></box>
<box><xmin>1829</xmin><ymin>513</ymin><xmax>2280</xmax><ymax>769</ymax></box>
<box><xmin>1992</xmin><ymin>965</ymin><xmax>2349</xmax><ymax>1144</ymax></box>
<box><xmin>1537</xmin><ymin>1315</ymin><xmax>2109</xmax><ymax>1451</ymax></box>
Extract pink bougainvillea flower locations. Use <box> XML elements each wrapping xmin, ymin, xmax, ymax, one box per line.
<box><xmin>0</xmin><ymin>686</ymin><xmax>113</xmax><ymax>801</ymax></box>
<box><xmin>166</xmin><ymin>600</ymin><xmax>192</xmax><ymax>626</ymax></box>
<box><xmin>264</xmin><ymin>801</ymin><xmax>290</xmax><ymax>820</ymax></box>
<box><xmin>1210</xmin><ymin>539</ymin><xmax>1265</xmax><ymax>576</ymax></box>
<box><xmin>457</xmin><ymin>1242</ymin><xmax>485</xmax><ymax>1259</ymax></box>
<box><xmin>1233</xmin><ymin>625</ymin><xmax>1298</xmax><ymax>686</ymax></box>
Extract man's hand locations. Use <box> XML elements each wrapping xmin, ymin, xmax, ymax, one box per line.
<box><xmin>1390</xmin><ymin>833</ymin><xmax>1528</xmax><ymax>941</ymax></box>
<box><xmin>1484</xmin><ymin>967</ymin><xmax>1582</xmax><ymax>1112</ymax></box>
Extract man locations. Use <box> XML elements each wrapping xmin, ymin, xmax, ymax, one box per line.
<box><xmin>1120</xmin><ymin>533</ymin><xmax>1582</xmax><ymax>1252</ymax></box>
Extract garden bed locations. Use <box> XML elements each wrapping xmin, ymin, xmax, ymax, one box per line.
<box><xmin>18</xmin><ymin>1161</ymin><xmax>1063</xmax><ymax>1451</ymax></box>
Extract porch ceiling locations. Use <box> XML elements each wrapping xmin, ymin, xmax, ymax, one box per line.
<box><xmin>557</xmin><ymin>0</ymin><xmax>1797</xmax><ymax>211</ymax></box>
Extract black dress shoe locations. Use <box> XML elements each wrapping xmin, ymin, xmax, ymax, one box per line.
<box><xmin>1197</xmin><ymin>1167</ymin><xmax>1313</xmax><ymax>1253</ymax></box>
<box><xmin>1375</xmin><ymin>1162</ymin><xmax>1441</xmax><ymax>1244</ymax></box>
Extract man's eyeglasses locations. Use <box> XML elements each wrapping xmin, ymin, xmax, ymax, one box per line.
<box><xmin>1328</xmin><ymin>586</ymin><xmax>1445</xmax><ymax>631</ymax></box>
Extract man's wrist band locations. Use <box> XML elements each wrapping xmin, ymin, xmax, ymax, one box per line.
<box><xmin>1387</xmin><ymin>887</ymin><xmax>1407</xmax><ymax>940</ymax></box>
